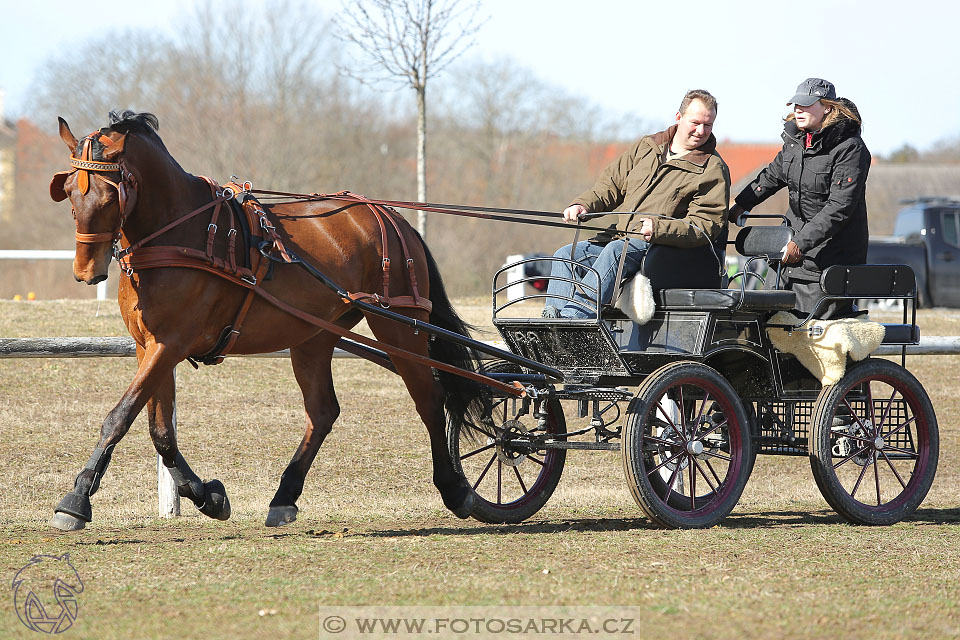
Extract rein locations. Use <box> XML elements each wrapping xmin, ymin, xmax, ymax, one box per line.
<box><xmin>252</xmin><ymin>190</ymin><xmax>650</xmax><ymax>239</ymax></box>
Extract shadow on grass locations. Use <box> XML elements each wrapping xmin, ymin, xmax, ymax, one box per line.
<box><xmin>356</xmin><ymin>506</ymin><xmax>960</xmax><ymax>538</ymax></box>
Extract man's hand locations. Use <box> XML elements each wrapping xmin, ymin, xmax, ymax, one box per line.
<box><xmin>638</xmin><ymin>217</ymin><xmax>654</xmax><ymax>242</ymax></box>
<box><xmin>782</xmin><ymin>240</ymin><xmax>802</xmax><ymax>264</ymax></box>
<box><xmin>562</xmin><ymin>204</ymin><xmax>588</xmax><ymax>223</ymax></box>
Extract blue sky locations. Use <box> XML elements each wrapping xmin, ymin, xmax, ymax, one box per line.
<box><xmin>1</xmin><ymin>0</ymin><xmax>957</xmax><ymax>156</ymax></box>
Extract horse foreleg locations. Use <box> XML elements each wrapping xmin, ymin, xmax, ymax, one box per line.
<box><xmin>50</xmin><ymin>342</ymin><xmax>184</xmax><ymax>531</ymax></box>
<box><xmin>266</xmin><ymin>333</ymin><xmax>341</xmax><ymax>527</ymax></box>
<box><xmin>146</xmin><ymin>370</ymin><xmax>230</xmax><ymax>522</ymax></box>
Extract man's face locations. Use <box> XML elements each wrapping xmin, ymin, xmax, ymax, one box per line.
<box><xmin>674</xmin><ymin>99</ymin><xmax>716</xmax><ymax>151</ymax></box>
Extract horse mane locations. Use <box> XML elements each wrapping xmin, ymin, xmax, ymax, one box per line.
<box><xmin>105</xmin><ymin>110</ymin><xmax>168</xmax><ymax>151</ymax></box>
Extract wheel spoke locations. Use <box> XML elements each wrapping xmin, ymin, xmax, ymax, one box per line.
<box><xmin>663</xmin><ymin>455</ymin><xmax>683</xmax><ymax>505</ymax></box>
<box><xmin>646</xmin><ymin>449</ymin><xmax>685</xmax><ymax>477</ymax></box>
<box><xmin>473</xmin><ymin>453</ymin><xmax>497</xmax><ymax>490</ymax></box>
<box><xmin>703</xmin><ymin>458</ymin><xmax>724</xmax><ymax>487</ymax></box>
<box><xmin>883</xmin><ymin>416</ymin><xmax>917</xmax><ymax>438</ymax></box>
<box><xmin>513</xmin><ymin>466</ymin><xmax>529</xmax><ymax>494</ymax></box>
<box><xmin>460</xmin><ymin>442</ymin><xmax>496</xmax><ymax>461</ymax></box>
<box><xmin>677</xmin><ymin>385</ymin><xmax>687</xmax><ymax>439</ymax></box>
<box><xmin>842</xmin><ymin>397</ymin><xmax>871</xmax><ymax>435</ymax></box>
<box><xmin>695</xmin><ymin>419</ymin><xmax>728</xmax><ymax>441</ymax></box>
<box><xmin>645</xmin><ymin>435</ymin><xmax>683</xmax><ymax>448</ymax></box>
<box><xmin>876</xmin><ymin>388</ymin><xmax>899</xmax><ymax>433</ymax></box>
<box><xmin>866</xmin><ymin>383</ymin><xmax>877</xmax><ymax>435</ymax></box>
<box><xmin>691</xmin><ymin>390</ymin><xmax>712</xmax><ymax>439</ymax></box>
<box><xmin>497</xmin><ymin>459</ymin><xmax>503</xmax><ymax>504</ymax></box>
<box><xmin>849</xmin><ymin>457</ymin><xmax>871</xmax><ymax>499</ymax></box>
<box><xmin>689</xmin><ymin>455</ymin><xmax>697</xmax><ymax>510</ymax></box>
<box><xmin>879</xmin><ymin>450</ymin><xmax>908</xmax><ymax>490</ymax></box>
<box><xmin>526</xmin><ymin>454</ymin><xmax>545</xmax><ymax>467</ymax></box>
<box><xmin>873</xmin><ymin>454</ymin><xmax>882</xmax><ymax>506</ymax></box>
<box><xmin>693</xmin><ymin>457</ymin><xmax>717</xmax><ymax>493</ymax></box>
<box><xmin>883</xmin><ymin>446</ymin><xmax>919</xmax><ymax>459</ymax></box>
<box><xmin>700</xmin><ymin>450</ymin><xmax>731</xmax><ymax>463</ymax></box>
<box><xmin>833</xmin><ymin>444</ymin><xmax>871</xmax><ymax>470</ymax></box>
<box><xmin>831</xmin><ymin>430</ymin><xmax>872</xmax><ymax>444</ymax></box>
<box><xmin>655</xmin><ymin>401</ymin><xmax>680</xmax><ymax>434</ymax></box>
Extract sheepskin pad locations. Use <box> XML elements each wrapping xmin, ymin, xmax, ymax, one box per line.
<box><xmin>614</xmin><ymin>275</ymin><xmax>656</xmax><ymax>325</ymax></box>
<box><xmin>766</xmin><ymin>311</ymin><xmax>886</xmax><ymax>385</ymax></box>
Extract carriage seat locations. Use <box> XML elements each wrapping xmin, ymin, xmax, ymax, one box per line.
<box><xmin>639</xmin><ymin>225</ymin><xmax>797</xmax><ymax>313</ymax></box>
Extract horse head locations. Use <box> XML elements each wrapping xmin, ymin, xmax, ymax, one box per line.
<box><xmin>50</xmin><ymin>112</ymin><xmax>152</xmax><ymax>285</ymax></box>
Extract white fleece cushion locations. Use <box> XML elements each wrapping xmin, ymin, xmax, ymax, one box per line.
<box><xmin>614</xmin><ymin>275</ymin><xmax>656</xmax><ymax>325</ymax></box>
<box><xmin>767</xmin><ymin>311</ymin><xmax>886</xmax><ymax>385</ymax></box>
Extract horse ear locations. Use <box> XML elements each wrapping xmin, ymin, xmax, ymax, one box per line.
<box><xmin>50</xmin><ymin>171</ymin><xmax>70</xmax><ymax>202</ymax></box>
<box><xmin>58</xmin><ymin>117</ymin><xmax>79</xmax><ymax>151</ymax></box>
<box><xmin>102</xmin><ymin>134</ymin><xmax>126</xmax><ymax>161</ymax></box>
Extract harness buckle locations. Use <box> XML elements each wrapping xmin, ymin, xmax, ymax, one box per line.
<box><xmin>382</xmin><ymin>258</ymin><xmax>391</xmax><ymax>270</ymax></box>
<box><xmin>260</xmin><ymin>217</ymin><xmax>276</xmax><ymax>232</ymax></box>
<box><xmin>228</xmin><ymin>228</ymin><xmax>237</xmax><ymax>237</ymax></box>
<box><xmin>208</xmin><ymin>223</ymin><xmax>218</xmax><ymax>233</ymax></box>
<box><xmin>221</xmin><ymin>186</ymin><xmax>235</xmax><ymax>200</ymax></box>
<box><xmin>240</xmin><ymin>274</ymin><xmax>257</xmax><ymax>286</ymax></box>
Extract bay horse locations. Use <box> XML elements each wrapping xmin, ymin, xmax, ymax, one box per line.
<box><xmin>47</xmin><ymin>110</ymin><xmax>487</xmax><ymax>530</ymax></box>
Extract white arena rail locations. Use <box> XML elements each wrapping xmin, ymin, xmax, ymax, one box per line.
<box><xmin>1</xmin><ymin>335</ymin><xmax>958</xmax><ymax>518</ymax></box>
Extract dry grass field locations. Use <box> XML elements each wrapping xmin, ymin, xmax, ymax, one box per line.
<box><xmin>1</xmin><ymin>299</ymin><xmax>959</xmax><ymax>639</ymax></box>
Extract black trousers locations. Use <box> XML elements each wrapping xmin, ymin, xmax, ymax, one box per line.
<box><xmin>778</xmin><ymin>275</ymin><xmax>858</xmax><ymax>320</ymax></box>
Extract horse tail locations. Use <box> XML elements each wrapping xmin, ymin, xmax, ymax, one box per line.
<box><xmin>420</xmin><ymin>240</ymin><xmax>489</xmax><ymax>439</ymax></box>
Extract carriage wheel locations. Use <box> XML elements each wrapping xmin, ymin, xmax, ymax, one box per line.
<box><xmin>809</xmin><ymin>358</ymin><xmax>938</xmax><ymax>525</ymax></box>
<box><xmin>622</xmin><ymin>361</ymin><xmax>752</xmax><ymax>528</ymax></box>
<box><xmin>448</xmin><ymin>362</ymin><xmax>566</xmax><ymax>524</ymax></box>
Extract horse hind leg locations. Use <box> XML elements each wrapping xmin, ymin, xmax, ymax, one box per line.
<box><xmin>266</xmin><ymin>332</ymin><xmax>341</xmax><ymax>527</ymax></box>
<box><xmin>363</xmin><ymin>313</ymin><xmax>474</xmax><ymax>519</ymax></box>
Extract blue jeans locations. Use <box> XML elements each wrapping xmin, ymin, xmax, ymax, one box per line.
<box><xmin>545</xmin><ymin>239</ymin><xmax>649</xmax><ymax>318</ymax></box>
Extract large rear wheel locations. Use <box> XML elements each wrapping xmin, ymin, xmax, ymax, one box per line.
<box><xmin>809</xmin><ymin>358</ymin><xmax>938</xmax><ymax>525</ymax></box>
<box><xmin>622</xmin><ymin>361</ymin><xmax>752</xmax><ymax>528</ymax></box>
<box><xmin>448</xmin><ymin>362</ymin><xmax>566</xmax><ymax>524</ymax></box>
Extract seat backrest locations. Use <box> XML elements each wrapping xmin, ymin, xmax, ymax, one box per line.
<box><xmin>639</xmin><ymin>242</ymin><xmax>723</xmax><ymax>293</ymax></box>
<box><xmin>820</xmin><ymin>264</ymin><xmax>916</xmax><ymax>297</ymax></box>
<box><xmin>735</xmin><ymin>225</ymin><xmax>794</xmax><ymax>258</ymax></box>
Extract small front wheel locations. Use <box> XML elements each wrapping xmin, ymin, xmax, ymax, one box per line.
<box><xmin>448</xmin><ymin>362</ymin><xmax>566</xmax><ymax>524</ymax></box>
<box><xmin>622</xmin><ymin>361</ymin><xmax>752</xmax><ymax>529</ymax></box>
<box><xmin>809</xmin><ymin>358</ymin><xmax>938</xmax><ymax>525</ymax></box>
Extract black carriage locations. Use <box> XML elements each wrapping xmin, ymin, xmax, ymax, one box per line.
<box><xmin>448</xmin><ymin>220</ymin><xmax>939</xmax><ymax>529</ymax></box>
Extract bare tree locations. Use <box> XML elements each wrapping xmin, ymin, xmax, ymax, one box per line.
<box><xmin>337</xmin><ymin>0</ymin><xmax>486</xmax><ymax>238</ymax></box>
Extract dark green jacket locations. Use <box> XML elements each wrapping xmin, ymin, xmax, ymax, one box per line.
<box><xmin>572</xmin><ymin>126</ymin><xmax>731</xmax><ymax>247</ymax></box>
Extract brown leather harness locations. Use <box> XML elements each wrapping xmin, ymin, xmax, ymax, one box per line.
<box><xmin>52</xmin><ymin>139</ymin><xmax>527</xmax><ymax>395</ymax></box>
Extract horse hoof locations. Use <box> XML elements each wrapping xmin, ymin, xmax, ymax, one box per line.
<box><xmin>265</xmin><ymin>505</ymin><xmax>298</xmax><ymax>527</ymax></box>
<box><xmin>50</xmin><ymin>512</ymin><xmax>87</xmax><ymax>531</ymax></box>
<box><xmin>198</xmin><ymin>479</ymin><xmax>231</xmax><ymax>521</ymax></box>
<box><xmin>451</xmin><ymin>491</ymin><xmax>474</xmax><ymax>520</ymax></box>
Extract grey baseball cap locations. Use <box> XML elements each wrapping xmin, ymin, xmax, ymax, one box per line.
<box><xmin>787</xmin><ymin>78</ymin><xmax>836</xmax><ymax>106</ymax></box>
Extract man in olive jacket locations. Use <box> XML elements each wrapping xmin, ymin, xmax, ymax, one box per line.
<box><xmin>545</xmin><ymin>89</ymin><xmax>731</xmax><ymax>318</ymax></box>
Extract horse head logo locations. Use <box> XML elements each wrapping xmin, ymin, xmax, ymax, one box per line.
<box><xmin>11</xmin><ymin>553</ymin><xmax>84</xmax><ymax>634</ymax></box>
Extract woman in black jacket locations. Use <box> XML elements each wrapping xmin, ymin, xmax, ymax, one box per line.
<box><xmin>730</xmin><ymin>78</ymin><xmax>870</xmax><ymax>319</ymax></box>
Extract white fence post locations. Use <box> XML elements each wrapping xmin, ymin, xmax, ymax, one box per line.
<box><xmin>157</xmin><ymin>365</ymin><xmax>180</xmax><ymax>517</ymax></box>
<box><xmin>504</xmin><ymin>253</ymin><xmax>525</xmax><ymax>301</ymax></box>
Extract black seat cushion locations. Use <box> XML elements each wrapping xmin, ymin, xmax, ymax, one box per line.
<box><xmin>658</xmin><ymin>288</ymin><xmax>797</xmax><ymax>311</ymax></box>
<box><xmin>880</xmin><ymin>323</ymin><xmax>919</xmax><ymax>344</ymax></box>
